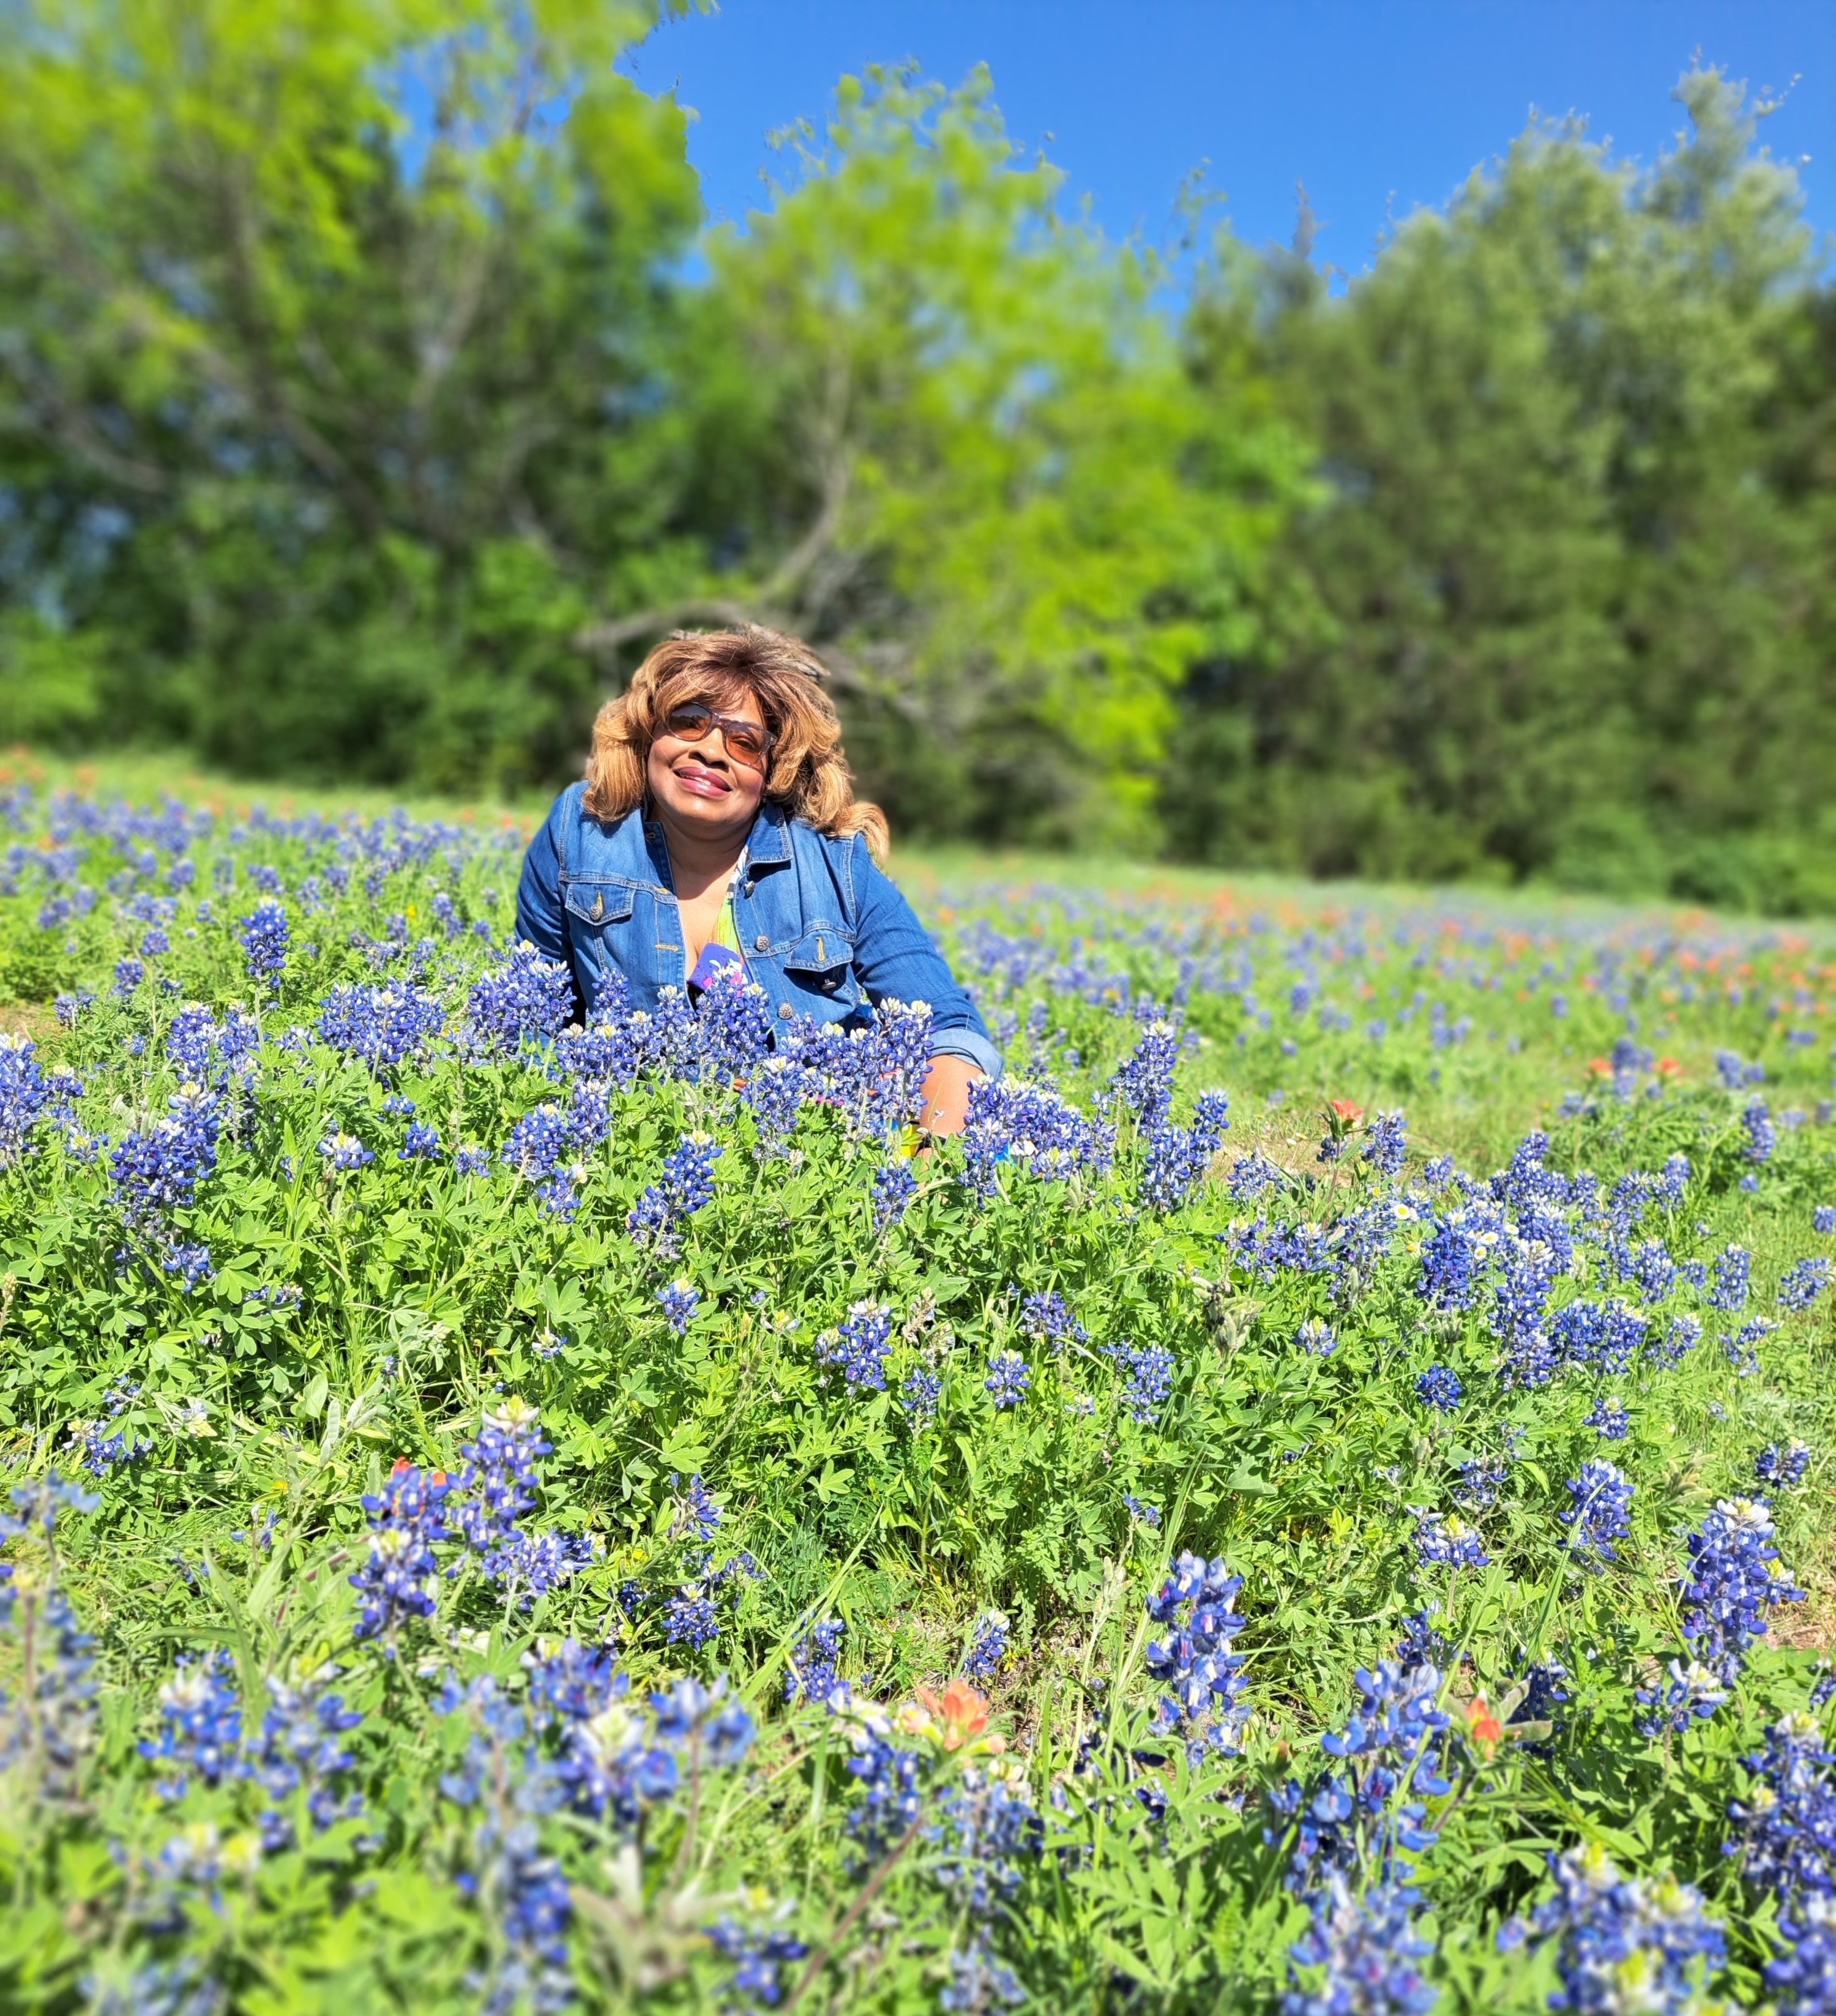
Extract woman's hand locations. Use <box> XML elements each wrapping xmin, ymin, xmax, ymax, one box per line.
<box><xmin>917</xmin><ymin>1055</ymin><xmax>982</xmax><ymax>1136</ymax></box>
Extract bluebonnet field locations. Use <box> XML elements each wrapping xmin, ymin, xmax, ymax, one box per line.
<box><xmin>1</xmin><ymin>779</ymin><xmax>1835</xmax><ymax>2016</ymax></box>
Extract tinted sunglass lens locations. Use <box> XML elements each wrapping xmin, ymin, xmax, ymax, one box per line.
<box><xmin>667</xmin><ymin>704</ymin><xmax>714</xmax><ymax>739</ymax></box>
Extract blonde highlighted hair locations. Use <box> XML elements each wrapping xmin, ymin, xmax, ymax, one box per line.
<box><xmin>583</xmin><ymin>626</ymin><xmax>890</xmax><ymax>861</ymax></box>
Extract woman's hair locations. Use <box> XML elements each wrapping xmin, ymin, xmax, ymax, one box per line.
<box><xmin>583</xmin><ymin>625</ymin><xmax>890</xmax><ymax>859</ymax></box>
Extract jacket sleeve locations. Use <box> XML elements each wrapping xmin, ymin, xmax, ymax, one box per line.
<box><xmin>848</xmin><ymin>837</ymin><xmax>1004</xmax><ymax>1079</ymax></box>
<box><xmin>514</xmin><ymin>794</ymin><xmax>582</xmax><ymax>1014</ymax></box>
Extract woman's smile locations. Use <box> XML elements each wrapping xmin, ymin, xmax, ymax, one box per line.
<box><xmin>671</xmin><ymin>760</ymin><xmax>733</xmax><ymax>799</ymax></box>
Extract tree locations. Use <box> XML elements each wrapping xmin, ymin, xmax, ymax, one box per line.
<box><xmin>1173</xmin><ymin>67</ymin><xmax>1836</xmax><ymax>908</ymax></box>
<box><xmin>0</xmin><ymin>0</ymin><xmax>703</xmax><ymax>791</ymax></box>
<box><xmin>584</xmin><ymin>65</ymin><xmax>1312</xmax><ymax>849</ymax></box>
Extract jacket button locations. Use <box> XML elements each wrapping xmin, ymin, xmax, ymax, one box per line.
<box><xmin>777</xmin><ymin>1002</ymin><xmax>793</xmax><ymax>1019</ymax></box>
<box><xmin>753</xmin><ymin>933</ymin><xmax>770</xmax><ymax>952</ymax></box>
<box><xmin>742</xmin><ymin>880</ymin><xmax>755</xmax><ymax>897</ymax></box>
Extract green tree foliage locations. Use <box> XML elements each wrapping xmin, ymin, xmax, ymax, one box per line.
<box><xmin>0</xmin><ymin>0</ymin><xmax>704</xmax><ymax>793</ymax></box>
<box><xmin>2</xmin><ymin>18</ymin><xmax>1834</xmax><ymax>908</ymax></box>
<box><xmin>583</xmin><ymin>64</ymin><xmax>1312</xmax><ymax>849</ymax></box>
<box><xmin>1171</xmin><ymin>69</ymin><xmax>1836</xmax><ymax>909</ymax></box>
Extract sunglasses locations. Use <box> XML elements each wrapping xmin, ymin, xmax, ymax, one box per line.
<box><xmin>660</xmin><ymin>701</ymin><xmax>776</xmax><ymax>772</ymax></box>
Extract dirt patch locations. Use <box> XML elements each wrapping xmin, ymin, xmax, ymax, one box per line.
<box><xmin>0</xmin><ymin>1002</ymin><xmax>59</xmax><ymax>1043</ymax></box>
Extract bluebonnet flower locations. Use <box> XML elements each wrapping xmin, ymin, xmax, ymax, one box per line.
<box><xmin>52</xmin><ymin>990</ymin><xmax>94</xmax><ymax>1029</ymax></box>
<box><xmin>80</xmin><ymin>1954</ymin><xmax>223</xmax><ymax>2016</ymax></box>
<box><xmin>250</xmin><ymin>1665</ymin><xmax>364</xmax><ymax>1851</ymax></box>
<box><xmin>398</xmin><ymin>1122</ymin><xmax>439</xmax><ymax>1160</ymax></box>
<box><xmin>1123</xmin><ymin>1492</ymin><xmax>1161</xmax><ymax>1526</ymax></box>
<box><xmin>434</xmin><ymin>1678</ymin><xmax>575</xmax><ymax>2015</ymax></box>
<box><xmin>657</xmin><ymin>1279</ymin><xmax>700</xmax><ymax>1335</ymax></box>
<box><xmin>454</xmin><ymin>1145</ymin><xmax>491</xmax><ymax>1178</ymax></box>
<box><xmin>1743</xmin><ymin>1097</ymin><xmax>1777</xmax><ymax>1164</ymax></box>
<box><xmin>0</xmin><ymin>1034</ymin><xmax>56</xmax><ymax>1168</ymax></box>
<box><xmin>1411</xmin><ymin>1509</ymin><xmax>1488</xmax><ymax>1571</ymax></box>
<box><xmin>1500</xmin><ymin>1845</ymin><xmax>1725</xmax><ymax>2015</ymax></box>
<box><xmin>0</xmin><ymin>1477</ymin><xmax>99</xmax><ymax>1798</ymax></box>
<box><xmin>1651</xmin><ymin>1312</ymin><xmax>1703</xmax><ymax>1370</ymax></box>
<box><xmin>703</xmin><ymin>1905</ymin><xmax>810</xmax><ymax>2014</ymax></box>
<box><xmin>1769</xmin><ymin>1894</ymin><xmax>1836</xmax><ymax>2016</ymax></box>
<box><xmin>1362</xmin><ymin>1110</ymin><xmax>1408</xmax><ymax>1178</ymax></box>
<box><xmin>466</xmin><ymin>941</ymin><xmax>574</xmax><ymax>1053</ymax></box>
<box><xmin>349</xmin><ymin>1462</ymin><xmax>452</xmax><ymax>1648</ymax></box>
<box><xmin>816</xmin><ymin>1301</ymin><xmax>893</xmax><ymax>1392</ymax></box>
<box><xmin>627</xmin><ymin>1132</ymin><xmax>721</xmax><ymax>1260</ymax></box>
<box><xmin>1284</xmin><ymin>1875</ymin><xmax>1436</xmax><ymax>2016</ymax></box>
<box><xmin>318</xmin><ymin>982</ymin><xmax>446</xmax><ymax>1074</ymax></box>
<box><xmin>663</xmin><ymin>1586</ymin><xmax>720</xmax><ymax>1649</ymax></box>
<box><xmin>1727</xmin><ymin>1710</ymin><xmax>1836</xmax><ymax>1908</ymax></box>
<box><xmin>1451</xmin><ymin>1449</ymin><xmax>1513</xmax><ymax>1513</ymax></box>
<box><xmin>111</xmin><ymin>956</ymin><xmax>144</xmax><ymax>997</ymax></box>
<box><xmin>1756</xmin><ymin>1440</ymin><xmax>1813</xmax><ymax>1488</ymax></box>
<box><xmin>693</xmin><ymin>964</ymin><xmax>775</xmax><ymax>1081</ymax></box>
<box><xmin>1624</xmin><ymin>1238</ymin><xmax>1677</xmax><ymax>1304</ymax></box>
<box><xmin>1715</xmin><ymin>1050</ymin><xmax>1752</xmax><ymax>1089</ymax></box>
<box><xmin>110</xmin><ymin>1088</ymin><xmax>222</xmax><ymax>1232</ymax></box>
<box><xmin>785</xmin><ymin>1619</ymin><xmax>847</xmax><ymax>1708</ymax></box>
<box><xmin>1144</xmin><ymin>1552</ymin><xmax>1248</xmax><ymax>1761</ymax></box>
<box><xmin>901</xmin><ymin>1368</ymin><xmax>941</xmax><ymax>1427</ymax></box>
<box><xmin>451</xmin><ymin>1397</ymin><xmax>548</xmax><ymax>1578</ymax></box>
<box><xmin>1414</xmin><ymin>1366</ymin><xmax>1461</xmax><ymax>1412</ymax></box>
<box><xmin>1554</xmin><ymin>1299</ymin><xmax>1647</xmax><ymax>1378</ymax></box>
<box><xmin>1267</xmin><ymin>1659</ymin><xmax>1450</xmax><ymax>1894</ymax></box>
<box><xmin>1227</xmin><ymin>1152</ymin><xmax>1285</xmax><ymax>1200</ymax></box>
<box><xmin>938</xmin><ymin>1941</ymin><xmax>1025</xmax><ymax>2012</ymax></box>
<box><xmin>963</xmin><ymin>1610</ymin><xmax>1009</xmax><ymax>1681</ymax></box>
<box><xmin>1725</xmin><ymin>1316</ymin><xmax>1775</xmax><ymax>1377</ymax></box>
<box><xmin>1780</xmin><ymin>1258</ymin><xmax>1833</xmax><ymax>1312</ymax></box>
<box><xmin>1709</xmin><ymin>1245</ymin><xmax>1752</xmax><ymax>1312</ymax></box>
<box><xmin>140</xmin><ymin>1650</ymin><xmax>245</xmax><ymax>1801</ymax></box>
<box><xmin>1111</xmin><ymin>1018</ymin><xmax>1181</xmax><ymax>1128</ymax></box>
<box><xmin>1420</xmin><ymin>1202</ymin><xmax>1505</xmax><ymax>1312</ymax></box>
<box><xmin>162</xmin><ymin>1241</ymin><xmax>215</xmax><ymax>1293</ymax></box>
<box><xmin>1395</xmin><ymin>1609</ymin><xmax>1454</xmax><ymax>1672</ymax></box>
<box><xmin>1561</xmin><ymin>1460</ymin><xmax>1633</xmax><ymax>1564</ymax></box>
<box><xmin>1108</xmin><ymin>1340</ymin><xmax>1175</xmax><ymax>1422</ymax></box>
<box><xmin>961</xmin><ymin>1077</ymin><xmax>1114</xmax><ymax>1199</ymax></box>
<box><xmin>1294</xmin><ymin>1318</ymin><xmax>1336</xmax><ymax>1359</ymax></box>
<box><xmin>984</xmin><ymin>1351</ymin><xmax>1030</xmax><ymax>1409</ymax></box>
<box><xmin>1584</xmin><ymin>1395</ymin><xmax>1630</xmax><ymax>1439</ymax></box>
<box><xmin>744</xmin><ymin>1054</ymin><xmax>807</xmax><ymax>1155</ymax></box>
<box><xmin>240</xmin><ymin>898</ymin><xmax>288</xmax><ymax>991</ymax></box>
<box><xmin>872</xmin><ymin>1157</ymin><xmax>917</xmax><ymax>1231</ymax></box>
<box><xmin>1816</xmin><ymin>1205</ymin><xmax>1836</xmax><ymax>1236</ymax></box>
<box><xmin>140</xmin><ymin>926</ymin><xmax>170</xmax><ymax>957</ymax></box>
<box><xmin>671</xmin><ymin>1473</ymin><xmax>722</xmax><ymax>1545</ymax></box>
<box><xmin>1020</xmin><ymin>1288</ymin><xmax>1086</xmax><ymax>1348</ymax></box>
<box><xmin>68</xmin><ymin>1380</ymin><xmax>146</xmax><ymax>1474</ymax></box>
<box><xmin>1140</xmin><ymin>1089</ymin><xmax>1230</xmax><ymax>1212</ymax></box>
<box><xmin>318</xmin><ymin>1130</ymin><xmax>373</xmax><ymax>1172</ymax></box>
<box><xmin>1674</xmin><ymin>1497</ymin><xmax>1804</xmax><ymax>1684</ymax></box>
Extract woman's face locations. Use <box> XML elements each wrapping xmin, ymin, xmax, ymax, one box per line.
<box><xmin>645</xmin><ymin>684</ymin><xmax>770</xmax><ymax>847</ymax></box>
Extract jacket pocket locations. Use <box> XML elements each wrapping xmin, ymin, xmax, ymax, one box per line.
<box><xmin>782</xmin><ymin>927</ymin><xmax>860</xmax><ymax>1012</ymax></box>
<box><xmin>561</xmin><ymin>878</ymin><xmax>637</xmax><ymax>929</ymax></box>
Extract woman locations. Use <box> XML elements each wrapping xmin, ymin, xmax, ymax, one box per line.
<box><xmin>515</xmin><ymin>625</ymin><xmax>1000</xmax><ymax>1132</ymax></box>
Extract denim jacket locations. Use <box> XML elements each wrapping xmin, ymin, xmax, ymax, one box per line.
<box><xmin>514</xmin><ymin>786</ymin><xmax>1002</xmax><ymax>1078</ymax></box>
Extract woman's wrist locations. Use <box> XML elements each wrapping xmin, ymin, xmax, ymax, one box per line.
<box><xmin>917</xmin><ymin>1054</ymin><xmax>982</xmax><ymax>1135</ymax></box>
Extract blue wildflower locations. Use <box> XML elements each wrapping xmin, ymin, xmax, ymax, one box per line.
<box><xmin>1414</xmin><ymin>1367</ymin><xmax>1462</xmax><ymax>1413</ymax></box>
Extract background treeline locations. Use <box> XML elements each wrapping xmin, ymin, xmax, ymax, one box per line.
<box><xmin>2</xmin><ymin>2</ymin><xmax>1832</xmax><ymax>908</ymax></box>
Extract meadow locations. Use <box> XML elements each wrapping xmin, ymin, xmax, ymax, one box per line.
<box><xmin>1</xmin><ymin>766</ymin><xmax>1834</xmax><ymax>2016</ymax></box>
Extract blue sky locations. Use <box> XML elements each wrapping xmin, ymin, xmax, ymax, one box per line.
<box><xmin>627</xmin><ymin>0</ymin><xmax>1833</xmax><ymax>269</ymax></box>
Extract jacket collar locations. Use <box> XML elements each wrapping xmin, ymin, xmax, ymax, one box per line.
<box><xmin>626</xmin><ymin>798</ymin><xmax>793</xmax><ymax>881</ymax></box>
<box><xmin>744</xmin><ymin>800</ymin><xmax>793</xmax><ymax>866</ymax></box>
